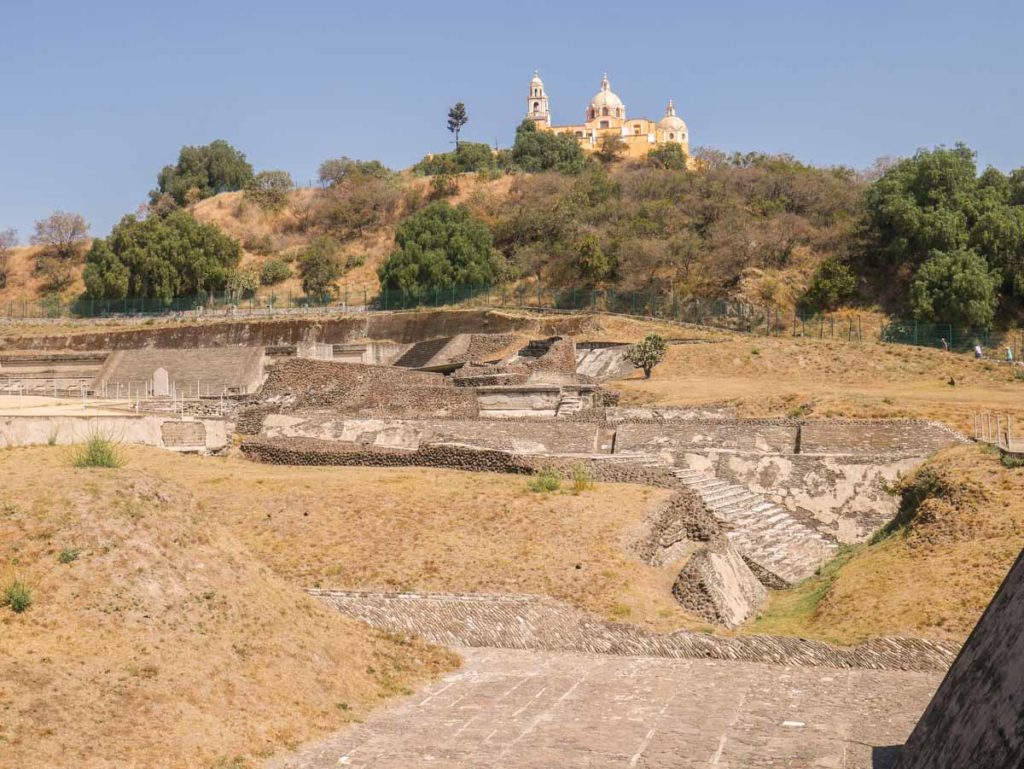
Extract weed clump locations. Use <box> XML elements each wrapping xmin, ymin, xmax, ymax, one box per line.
<box><xmin>528</xmin><ymin>466</ymin><xmax>561</xmax><ymax>493</ymax></box>
<box><xmin>2</xmin><ymin>579</ymin><xmax>33</xmax><ymax>613</ymax></box>
<box><xmin>69</xmin><ymin>435</ymin><xmax>125</xmax><ymax>468</ymax></box>
<box><xmin>571</xmin><ymin>461</ymin><xmax>595</xmax><ymax>493</ymax></box>
<box><xmin>58</xmin><ymin>547</ymin><xmax>81</xmax><ymax>564</ymax></box>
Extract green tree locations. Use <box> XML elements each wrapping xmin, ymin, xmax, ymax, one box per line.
<box><xmin>575</xmin><ymin>234</ymin><xmax>614</xmax><ymax>281</ymax></box>
<box><xmin>378</xmin><ymin>201</ymin><xmax>496</xmax><ymax>295</ymax></box>
<box><xmin>225</xmin><ymin>266</ymin><xmax>259</xmax><ymax>301</ymax></box>
<box><xmin>910</xmin><ymin>248</ymin><xmax>999</xmax><ymax>326</ymax></box>
<box><xmin>259</xmin><ymin>258</ymin><xmax>292</xmax><ymax>285</ymax></box>
<box><xmin>447</xmin><ymin>102</ymin><xmax>468</xmax><ymax>150</ymax></box>
<box><xmin>414</xmin><ymin>142</ymin><xmax>497</xmax><ymax>175</ymax></box>
<box><xmin>82</xmin><ymin>210</ymin><xmax>240</xmax><ymax>300</ymax></box>
<box><xmin>646</xmin><ymin>143</ymin><xmax>689</xmax><ymax>170</ymax></box>
<box><xmin>595</xmin><ymin>134</ymin><xmax>627</xmax><ymax>165</ymax></box>
<box><xmin>317</xmin><ymin>157</ymin><xmax>394</xmax><ymax>186</ymax></box>
<box><xmin>298</xmin><ymin>236</ymin><xmax>343</xmax><ymax>296</ymax></box>
<box><xmin>152</xmin><ymin>140</ymin><xmax>254</xmax><ymax>206</ymax></box>
<box><xmin>800</xmin><ymin>258</ymin><xmax>857</xmax><ymax>311</ymax></box>
<box><xmin>245</xmin><ymin>170</ymin><xmax>294</xmax><ymax>210</ymax></box>
<box><xmin>625</xmin><ymin>334</ymin><xmax>668</xmax><ymax>378</ymax></box>
<box><xmin>511</xmin><ymin>119</ymin><xmax>586</xmax><ymax>174</ymax></box>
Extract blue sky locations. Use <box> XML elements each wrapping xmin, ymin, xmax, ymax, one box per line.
<box><xmin>1</xmin><ymin>0</ymin><xmax>1021</xmax><ymax>240</ymax></box>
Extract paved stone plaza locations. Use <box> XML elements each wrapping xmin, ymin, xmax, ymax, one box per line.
<box><xmin>270</xmin><ymin>648</ymin><xmax>940</xmax><ymax>769</ymax></box>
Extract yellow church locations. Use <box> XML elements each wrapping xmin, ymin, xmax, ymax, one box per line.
<box><xmin>525</xmin><ymin>72</ymin><xmax>690</xmax><ymax>161</ymax></box>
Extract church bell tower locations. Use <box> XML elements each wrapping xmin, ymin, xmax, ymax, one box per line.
<box><xmin>526</xmin><ymin>71</ymin><xmax>551</xmax><ymax>127</ymax></box>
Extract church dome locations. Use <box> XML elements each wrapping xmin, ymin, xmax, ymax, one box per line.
<box><xmin>590</xmin><ymin>74</ymin><xmax>624</xmax><ymax>111</ymax></box>
<box><xmin>531</xmin><ymin>70</ymin><xmax>544</xmax><ymax>87</ymax></box>
<box><xmin>658</xmin><ymin>99</ymin><xmax>688</xmax><ymax>132</ymax></box>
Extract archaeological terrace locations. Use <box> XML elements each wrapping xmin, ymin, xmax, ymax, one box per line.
<box><xmin>0</xmin><ymin>307</ymin><xmax>1019</xmax><ymax>768</ymax></box>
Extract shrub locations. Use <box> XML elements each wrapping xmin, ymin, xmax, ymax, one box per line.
<box><xmin>259</xmin><ymin>258</ymin><xmax>291</xmax><ymax>285</ymax></box>
<box><xmin>58</xmin><ymin>547</ymin><xmax>81</xmax><ymax>564</ymax></box>
<box><xmin>298</xmin><ymin>236</ymin><xmax>343</xmax><ymax>296</ymax></box>
<box><xmin>318</xmin><ymin>157</ymin><xmax>394</xmax><ymax>187</ymax></box>
<box><xmin>377</xmin><ymin>201</ymin><xmax>496</xmax><ymax>295</ymax></box>
<box><xmin>800</xmin><ymin>258</ymin><xmax>857</xmax><ymax>311</ymax></box>
<box><xmin>243</xmin><ymin>232</ymin><xmax>275</xmax><ymax>255</ymax></box>
<box><xmin>646</xmin><ymin>143</ymin><xmax>689</xmax><ymax>170</ymax></box>
<box><xmin>429</xmin><ymin>173</ymin><xmax>459</xmax><ymax>200</ymax></box>
<box><xmin>152</xmin><ymin>140</ymin><xmax>254</xmax><ymax>206</ymax></box>
<box><xmin>571</xmin><ymin>462</ymin><xmax>595</xmax><ymax>492</ymax></box>
<box><xmin>626</xmin><ymin>334</ymin><xmax>668</xmax><ymax>378</ymax></box>
<box><xmin>528</xmin><ymin>466</ymin><xmax>561</xmax><ymax>493</ymax></box>
<box><xmin>245</xmin><ymin>170</ymin><xmax>293</xmax><ymax>211</ymax></box>
<box><xmin>226</xmin><ymin>266</ymin><xmax>259</xmax><ymax>300</ymax></box>
<box><xmin>70</xmin><ymin>435</ymin><xmax>125</xmax><ymax>468</ymax></box>
<box><xmin>511</xmin><ymin>119</ymin><xmax>586</xmax><ymax>174</ymax></box>
<box><xmin>3</xmin><ymin>580</ymin><xmax>33</xmax><ymax>613</ymax></box>
<box><xmin>414</xmin><ymin>142</ymin><xmax>496</xmax><ymax>176</ymax></box>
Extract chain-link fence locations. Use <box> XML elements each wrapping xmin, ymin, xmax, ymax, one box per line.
<box><xmin>4</xmin><ymin>284</ymin><xmax>1020</xmax><ymax>356</ymax></box>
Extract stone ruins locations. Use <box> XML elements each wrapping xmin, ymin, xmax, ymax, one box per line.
<box><xmin>1</xmin><ymin>308</ymin><xmax>1018</xmax><ymax>766</ymax></box>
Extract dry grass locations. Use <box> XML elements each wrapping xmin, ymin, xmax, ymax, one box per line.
<box><xmin>0</xmin><ymin>244</ymin><xmax>87</xmax><ymax>303</ymax></box>
<box><xmin>0</xmin><ymin>447</ymin><xmax>456</xmax><ymax>769</ymax></box>
<box><xmin>122</xmin><ymin>449</ymin><xmax>690</xmax><ymax>632</ymax></box>
<box><xmin>613</xmin><ymin>333</ymin><xmax>1024</xmax><ymax>433</ymax></box>
<box><xmin>749</xmin><ymin>444</ymin><xmax>1024</xmax><ymax>644</ymax></box>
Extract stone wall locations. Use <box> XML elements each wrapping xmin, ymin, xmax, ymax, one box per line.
<box><xmin>896</xmin><ymin>548</ymin><xmax>1024</xmax><ymax>768</ymax></box>
<box><xmin>682</xmin><ymin>451</ymin><xmax>919</xmax><ymax>543</ymax></box>
<box><xmin>0</xmin><ymin>414</ymin><xmax>228</xmax><ymax>451</ymax></box>
<box><xmin>616</xmin><ymin>421</ymin><xmax>798</xmax><ymax>454</ymax></box>
<box><xmin>672</xmin><ymin>544</ymin><xmax>768</xmax><ymax>628</ymax></box>
<box><xmin>260</xmin><ymin>415</ymin><xmax>609</xmax><ymax>454</ymax></box>
<box><xmin>312</xmin><ymin>590</ymin><xmax>959</xmax><ymax>672</ymax></box>
<box><xmin>258</xmin><ymin>359</ymin><xmax>479</xmax><ymax>418</ymax></box>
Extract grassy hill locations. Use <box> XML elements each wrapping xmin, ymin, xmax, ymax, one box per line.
<box><xmin>0</xmin><ymin>447</ymin><xmax>456</xmax><ymax>769</ymax></box>
<box><xmin>750</xmin><ymin>444</ymin><xmax>1024</xmax><ymax>644</ymax></box>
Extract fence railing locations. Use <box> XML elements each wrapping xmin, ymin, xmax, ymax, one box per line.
<box><xmin>1</xmin><ymin>283</ymin><xmax>1018</xmax><ymax>355</ymax></box>
<box><xmin>974</xmin><ymin>413</ymin><xmax>1016</xmax><ymax>452</ymax></box>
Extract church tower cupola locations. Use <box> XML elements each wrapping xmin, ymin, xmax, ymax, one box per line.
<box><xmin>526</xmin><ymin>70</ymin><xmax>551</xmax><ymax>127</ymax></box>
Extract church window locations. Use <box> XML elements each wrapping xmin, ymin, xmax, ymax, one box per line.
<box><xmin>576</xmin><ymin>131</ymin><xmax>584</xmax><ymax>137</ymax></box>
<box><xmin>616</xmin><ymin>108</ymin><xmax>621</xmax><ymax>117</ymax></box>
<box><xmin>669</xmin><ymin>133</ymin><xmax>674</xmax><ymax>140</ymax></box>
<box><xmin>633</xmin><ymin>124</ymin><xmax>641</xmax><ymax>134</ymax></box>
<box><xmin>533</xmin><ymin>101</ymin><xmax>540</xmax><ymax>113</ymax></box>
<box><xmin>602</xmin><ymin>107</ymin><xmax>608</xmax><ymax>116</ymax></box>
<box><xmin>599</xmin><ymin>120</ymin><xmax>609</xmax><ymax>129</ymax></box>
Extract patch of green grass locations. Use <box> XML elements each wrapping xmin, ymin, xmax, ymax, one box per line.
<box><xmin>58</xmin><ymin>547</ymin><xmax>81</xmax><ymax>564</ymax></box>
<box><xmin>69</xmin><ymin>435</ymin><xmax>125</xmax><ymax>468</ymax></box>
<box><xmin>2</xmin><ymin>579</ymin><xmax>33</xmax><ymax>613</ymax></box>
<box><xmin>747</xmin><ymin>544</ymin><xmax>859</xmax><ymax>642</ymax></box>
<box><xmin>528</xmin><ymin>466</ymin><xmax>561</xmax><ymax>493</ymax></box>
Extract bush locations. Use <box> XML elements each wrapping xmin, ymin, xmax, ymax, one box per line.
<box><xmin>800</xmin><ymin>258</ymin><xmax>857</xmax><ymax>311</ymax></box>
<box><xmin>70</xmin><ymin>435</ymin><xmax>125</xmax><ymax>468</ymax></box>
<box><xmin>511</xmin><ymin>120</ymin><xmax>586</xmax><ymax>174</ymax></box>
<box><xmin>646</xmin><ymin>143</ymin><xmax>689</xmax><ymax>170</ymax></box>
<box><xmin>626</xmin><ymin>334</ymin><xmax>668</xmax><ymax>378</ymax></box>
<box><xmin>243</xmin><ymin>232</ymin><xmax>275</xmax><ymax>255</ymax></box>
<box><xmin>318</xmin><ymin>157</ymin><xmax>394</xmax><ymax>187</ymax></box>
<box><xmin>82</xmin><ymin>210</ymin><xmax>240</xmax><ymax>300</ymax></box>
<box><xmin>429</xmin><ymin>174</ymin><xmax>459</xmax><ymax>200</ymax></box>
<box><xmin>226</xmin><ymin>267</ymin><xmax>259</xmax><ymax>300</ymax></box>
<box><xmin>528</xmin><ymin>466</ymin><xmax>561</xmax><ymax>493</ymax></box>
<box><xmin>259</xmin><ymin>258</ymin><xmax>291</xmax><ymax>285</ymax></box>
<box><xmin>244</xmin><ymin>170</ymin><xmax>293</xmax><ymax>211</ymax></box>
<box><xmin>152</xmin><ymin>139</ymin><xmax>254</xmax><ymax>206</ymax></box>
<box><xmin>414</xmin><ymin>142</ymin><xmax>496</xmax><ymax>176</ymax></box>
<box><xmin>58</xmin><ymin>547</ymin><xmax>81</xmax><ymax>564</ymax></box>
<box><xmin>910</xmin><ymin>248</ymin><xmax>999</xmax><ymax>326</ymax></box>
<box><xmin>377</xmin><ymin>201</ymin><xmax>497</xmax><ymax>295</ymax></box>
<box><xmin>298</xmin><ymin>236</ymin><xmax>343</xmax><ymax>296</ymax></box>
<box><xmin>311</xmin><ymin>179</ymin><xmax>401</xmax><ymax>239</ymax></box>
<box><xmin>571</xmin><ymin>462</ymin><xmax>595</xmax><ymax>492</ymax></box>
<box><xmin>3</xmin><ymin>580</ymin><xmax>33</xmax><ymax>613</ymax></box>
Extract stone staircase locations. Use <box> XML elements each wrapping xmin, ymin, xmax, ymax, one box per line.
<box><xmin>670</xmin><ymin>467</ymin><xmax>839</xmax><ymax>587</ymax></box>
<box><xmin>555</xmin><ymin>392</ymin><xmax>583</xmax><ymax>417</ymax></box>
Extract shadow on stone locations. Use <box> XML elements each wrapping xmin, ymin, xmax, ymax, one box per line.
<box><xmin>872</xmin><ymin>745</ymin><xmax>903</xmax><ymax>769</ymax></box>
